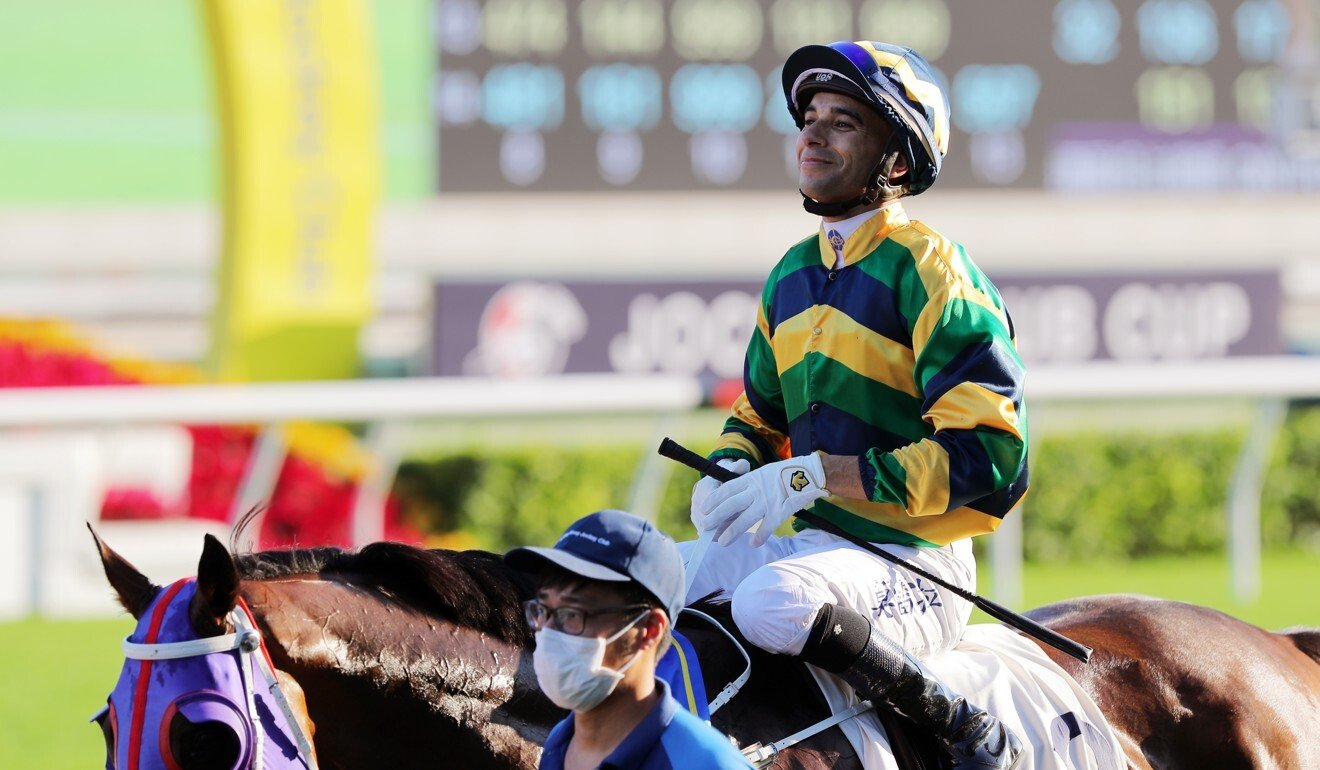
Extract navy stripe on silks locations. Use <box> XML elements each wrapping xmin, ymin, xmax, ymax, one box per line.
<box><xmin>858</xmin><ymin>455</ymin><xmax>880</xmax><ymax>502</ymax></box>
<box><xmin>1004</xmin><ymin>307</ymin><xmax>1019</xmax><ymax>341</ymax></box>
<box><xmin>743</xmin><ymin>368</ymin><xmax>790</xmax><ymax>435</ymax></box>
<box><xmin>720</xmin><ymin>425</ymin><xmax>779</xmax><ymax>465</ymax></box>
<box><xmin>1060</xmin><ymin>712</ymin><xmax>1082</xmax><ymax>740</ymax></box>
<box><xmin>769</xmin><ymin>265</ymin><xmax>912</xmax><ymax>346</ymax></box>
<box><xmin>788</xmin><ymin>402</ymin><xmax>917</xmax><ymax>457</ymax></box>
<box><xmin>966</xmin><ymin>462</ymin><xmax>1028</xmax><ymax>518</ymax></box>
<box><xmin>922</xmin><ymin>340</ymin><xmax>1024</xmax><ymax>408</ymax></box>
<box><xmin>932</xmin><ymin>431</ymin><xmax>998</xmax><ymax>512</ymax></box>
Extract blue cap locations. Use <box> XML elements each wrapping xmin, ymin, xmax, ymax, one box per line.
<box><xmin>505</xmin><ymin>510</ymin><xmax>685</xmax><ymax>622</ymax></box>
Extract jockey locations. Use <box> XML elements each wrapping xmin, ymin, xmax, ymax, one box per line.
<box><xmin>686</xmin><ymin>41</ymin><xmax>1029</xmax><ymax>769</ymax></box>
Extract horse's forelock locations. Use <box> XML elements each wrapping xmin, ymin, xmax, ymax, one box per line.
<box><xmin>235</xmin><ymin>547</ymin><xmax>348</xmax><ymax>580</ymax></box>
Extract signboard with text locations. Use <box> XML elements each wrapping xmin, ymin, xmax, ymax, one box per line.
<box><xmin>431</xmin><ymin>270</ymin><xmax>1282</xmax><ymax>378</ymax></box>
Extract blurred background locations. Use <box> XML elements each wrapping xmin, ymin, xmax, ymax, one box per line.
<box><xmin>2</xmin><ymin>0</ymin><xmax>1319</xmax><ymax>764</ymax></box>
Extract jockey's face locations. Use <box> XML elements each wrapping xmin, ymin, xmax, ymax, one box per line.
<box><xmin>796</xmin><ymin>91</ymin><xmax>907</xmax><ymax>206</ymax></box>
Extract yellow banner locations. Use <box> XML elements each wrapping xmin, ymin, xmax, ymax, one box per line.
<box><xmin>204</xmin><ymin>0</ymin><xmax>379</xmax><ymax>381</ymax></box>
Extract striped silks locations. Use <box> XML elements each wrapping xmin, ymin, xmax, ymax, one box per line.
<box><xmin>712</xmin><ymin>204</ymin><xmax>1028</xmax><ymax>547</ymax></box>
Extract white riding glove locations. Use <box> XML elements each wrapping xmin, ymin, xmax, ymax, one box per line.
<box><xmin>697</xmin><ymin>453</ymin><xmax>829</xmax><ymax>548</ymax></box>
<box><xmin>690</xmin><ymin>458</ymin><xmax>750</xmax><ymax>530</ymax></box>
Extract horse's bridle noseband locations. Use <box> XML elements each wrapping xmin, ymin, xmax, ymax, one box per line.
<box><xmin>119</xmin><ymin>588</ymin><xmax>319</xmax><ymax>770</ymax></box>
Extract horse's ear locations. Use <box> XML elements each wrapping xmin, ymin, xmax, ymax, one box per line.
<box><xmin>88</xmin><ymin>523</ymin><xmax>159</xmax><ymax>619</ymax></box>
<box><xmin>191</xmin><ymin>534</ymin><xmax>240</xmax><ymax>637</ymax></box>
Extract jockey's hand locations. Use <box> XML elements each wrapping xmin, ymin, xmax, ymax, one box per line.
<box><xmin>698</xmin><ymin>454</ymin><xmax>828</xmax><ymax>548</ymax></box>
<box><xmin>690</xmin><ymin>458</ymin><xmax>750</xmax><ymax>531</ymax></box>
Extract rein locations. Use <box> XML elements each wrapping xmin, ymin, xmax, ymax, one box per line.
<box><xmin>742</xmin><ymin>701</ymin><xmax>875</xmax><ymax>769</ymax></box>
<box><xmin>664</xmin><ymin>438</ymin><xmax>1093</xmax><ymax>663</ymax></box>
<box><xmin>679</xmin><ymin>607</ymin><xmax>751</xmax><ymax>716</ymax></box>
<box><xmin>684</xmin><ymin>532</ymin><xmax>872</xmax><ymax>766</ymax></box>
<box><xmin>120</xmin><ymin>583</ymin><xmax>318</xmax><ymax>770</ymax></box>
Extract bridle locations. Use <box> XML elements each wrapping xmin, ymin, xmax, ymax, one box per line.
<box><xmin>119</xmin><ymin>580</ymin><xmax>319</xmax><ymax>770</ymax></box>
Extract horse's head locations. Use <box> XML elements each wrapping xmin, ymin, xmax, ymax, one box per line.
<box><xmin>90</xmin><ymin>527</ymin><xmax>317</xmax><ymax>770</ymax></box>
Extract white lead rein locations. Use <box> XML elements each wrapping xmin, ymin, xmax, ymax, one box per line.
<box><xmin>681</xmin><ymin>529</ymin><xmax>753</xmax><ymax>715</ymax></box>
<box><xmin>683</xmin><ymin>516</ymin><xmax>873</xmax><ymax>765</ymax></box>
<box><xmin>682</xmin><ymin>528</ymin><xmax>716</xmax><ymax>599</ymax></box>
<box><xmin>741</xmin><ymin>700</ymin><xmax>875</xmax><ymax>767</ymax></box>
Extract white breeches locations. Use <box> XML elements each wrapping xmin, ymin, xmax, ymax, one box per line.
<box><xmin>679</xmin><ymin>528</ymin><xmax>976</xmax><ymax>659</ymax></box>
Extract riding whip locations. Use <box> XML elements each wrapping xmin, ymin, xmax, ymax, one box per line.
<box><xmin>659</xmin><ymin>438</ymin><xmax>1093</xmax><ymax>663</ymax></box>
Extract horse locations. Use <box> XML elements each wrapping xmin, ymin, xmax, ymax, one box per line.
<box><xmin>92</xmin><ymin>530</ymin><xmax>1320</xmax><ymax>769</ymax></box>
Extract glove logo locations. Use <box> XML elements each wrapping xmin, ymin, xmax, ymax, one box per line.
<box><xmin>788</xmin><ymin>469</ymin><xmax>810</xmax><ymax>492</ymax></box>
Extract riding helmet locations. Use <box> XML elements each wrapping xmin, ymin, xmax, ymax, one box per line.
<box><xmin>782</xmin><ymin>40</ymin><xmax>950</xmax><ymax>195</ymax></box>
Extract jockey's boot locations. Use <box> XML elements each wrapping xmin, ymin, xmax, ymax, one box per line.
<box><xmin>799</xmin><ymin>604</ymin><xmax>1022</xmax><ymax>770</ymax></box>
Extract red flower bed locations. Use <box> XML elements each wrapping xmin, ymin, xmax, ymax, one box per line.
<box><xmin>186</xmin><ymin>425</ymin><xmax>258</xmax><ymax>523</ymax></box>
<box><xmin>0</xmin><ymin>339</ymin><xmax>131</xmax><ymax>388</ymax></box>
<box><xmin>100</xmin><ymin>487</ymin><xmax>170</xmax><ymax>521</ymax></box>
<box><xmin>2</xmin><ymin>321</ymin><xmax>421</xmax><ymax>548</ymax></box>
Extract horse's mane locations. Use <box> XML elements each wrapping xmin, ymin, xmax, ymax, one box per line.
<box><xmin>1284</xmin><ymin>627</ymin><xmax>1320</xmax><ymax>665</ymax></box>
<box><xmin>234</xmin><ymin>543</ymin><xmax>536</xmax><ymax>647</ymax></box>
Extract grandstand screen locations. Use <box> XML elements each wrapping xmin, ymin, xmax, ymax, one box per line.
<box><xmin>433</xmin><ymin>0</ymin><xmax>1315</xmax><ymax>192</ymax></box>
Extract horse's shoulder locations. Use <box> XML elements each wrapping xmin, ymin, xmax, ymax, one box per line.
<box><xmin>1024</xmin><ymin>593</ymin><xmax>1237</xmax><ymax>642</ymax></box>
<box><xmin>1030</xmin><ymin>593</ymin><xmax>1275</xmax><ymax>637</ymax></box>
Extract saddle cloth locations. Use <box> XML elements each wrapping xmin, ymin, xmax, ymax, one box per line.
<box><xmin>809</xmin><ymin>624</ymin><xmax>1127</xmax><ymax>770</ymax></box>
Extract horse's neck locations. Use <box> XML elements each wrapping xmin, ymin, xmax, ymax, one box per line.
<box><xmin>242</xmin><ymin>576</ymin><xmax>559</xmax><ymax>769</ymax></box>
<box><xmin>245</xmin><ymin>576</ymin><xmax>530</xmax><ymax>686</ymax></box>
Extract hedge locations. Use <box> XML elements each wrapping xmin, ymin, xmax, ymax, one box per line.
<box><xmin>392</xmin><ymin>406</ymin><xmax>1320</xmax><ymax>561</ymax></box>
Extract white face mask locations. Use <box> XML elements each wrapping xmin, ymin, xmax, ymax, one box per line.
<box><xmin>533</xmin><ymin>611</ymin><xmax>649</xmax><ymax>712</ymax></box>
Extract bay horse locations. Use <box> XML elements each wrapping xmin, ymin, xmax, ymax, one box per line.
<box><xmin>93</xmin><ymin>531</ymin><xmax>1320</xmax><ymax>769</ymax></box>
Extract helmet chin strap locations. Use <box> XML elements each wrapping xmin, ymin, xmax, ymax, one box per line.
<box><xmin>800</xmin><ymin>173</ymin><xmax>881</xmax><ymax>217</ymax></box>
<box><xmin>800</xmin><ymin>136</ymin><xmax>905</xmax><ymax>218</ymax></box>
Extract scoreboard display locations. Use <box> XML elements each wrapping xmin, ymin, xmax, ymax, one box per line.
<box><xmin>433</xmin><ymin>0</ymin><xmax>1312</xmax><ymax>192</ymax></box>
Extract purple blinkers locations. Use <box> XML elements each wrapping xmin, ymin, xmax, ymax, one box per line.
<box><xmin>97</xmin><ymin>579</ymin><xmax>314</xmax><ymax>770</ymax></box>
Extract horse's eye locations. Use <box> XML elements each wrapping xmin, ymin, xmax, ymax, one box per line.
<box><xmin>168</xmin><ymin>709</ymin><xmax>241</xmax><ymax>770</ymax></box>
<box><xmin>92</xmin><ymin>703</ymin><xmax>117</xmax><ymax>769</ymax></box>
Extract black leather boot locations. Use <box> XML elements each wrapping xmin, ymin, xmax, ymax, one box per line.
<box><xmin>800</xmin><ymin>604</ymin><xmax>1022</xmax><ymax>770</ymax></box>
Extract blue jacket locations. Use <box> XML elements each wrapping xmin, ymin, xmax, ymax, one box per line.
<box><xmin>538</xmin><ymin>679</ymin><xmax>751</xmax><ymax>769</ymax></box>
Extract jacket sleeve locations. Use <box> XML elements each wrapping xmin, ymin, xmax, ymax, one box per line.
<box><xmin>711</xmin><ymin>282</ymin><xmax>790</xmax><ymax>470</ymax></box>
<box><xmin>859</xmin><ymin>270</ymin><xmax>1029</xmax><ymax>516</ymax></box>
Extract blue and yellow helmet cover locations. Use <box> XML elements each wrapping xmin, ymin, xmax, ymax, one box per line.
<box><xmin>782</xmin><ymin>41</ymin><xmax>950</xmax><ymax>195</ymax></box>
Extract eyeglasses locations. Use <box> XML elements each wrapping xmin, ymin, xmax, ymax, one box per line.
<box><xmin>522</xmin><ymin>599</ymin><xmax>651</xmax><ymax>636</ymax></box>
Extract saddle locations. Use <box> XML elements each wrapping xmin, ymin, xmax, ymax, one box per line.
<box><xmin>667</xmin><ymin>603</ymin><xmax>1124</xmax><ymax>770</ymax></box>
<box><xmin>666</xmin><ymin>603</ymin><xmax>941</xmax><ymax>770</ymax></box>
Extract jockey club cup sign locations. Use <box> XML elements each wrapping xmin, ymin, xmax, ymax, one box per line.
<box><xmin>432</xmin><ymin>280</ymin><xmax>759</xmax><ymax>380</ymax></box>
<box><xmin>997</xmin><ymin>271</ymin><xmax>1281</xmax><ymax>364</ymax></box>
<box><xmin>430</xmin><ymin>271</ymin><xmax>1281</xmax><ymax>379</ymax></box>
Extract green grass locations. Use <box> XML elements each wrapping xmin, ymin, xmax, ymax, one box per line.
<box><xmin>0</xmin><ymin>615</ymin><xmax>133</xmax><ymax>769</ymax></box>
<box><xmin>4</xmin><ymin>550</ymin><xmax>1316</xmax><ymax>768</ymax></box>
<box><xmin>0</xmin><ymin>0</ymin><xmax>432</xmax><ymax>202</ymax></box>
<box><xmin>976</xmin><ymin>548</ymin><xmax>1320</xmax><ymax>630</ymax></box>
